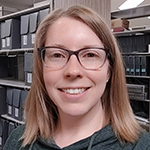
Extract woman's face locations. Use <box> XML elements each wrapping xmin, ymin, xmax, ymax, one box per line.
<box><xmin>43</xmin><ymin>17</ymin><xmax>110</xmax><ymax>118</ymax></box>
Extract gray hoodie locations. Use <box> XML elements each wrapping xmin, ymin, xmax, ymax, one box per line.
<box><xmin>3</xmin><ymin>124</ymin><xmax>150</xmax><ymax>150</ymax></box>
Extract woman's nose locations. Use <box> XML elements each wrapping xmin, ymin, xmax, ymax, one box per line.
<box><xmin>63</xmin><ymin>55</ymin><xmax>83</xmax><ymax>79</ymax></box>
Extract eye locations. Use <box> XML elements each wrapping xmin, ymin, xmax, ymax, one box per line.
<box><xmin>86</xmin><ymin>53</ymin><xmax>96</xmax><ymax>57</ymax></box>
<box><xmin>82</xmin><ymin>50</ymin><xmax>100</xmax><ymax>58</ymax></box>
<box><xmin>53</xmin><ymin>53</ymin><xmax>64</xmax><ymax>58</ymax></box>
<box><xmin>47</xmin><ymin>50</ymin><xmax>67</xmax><ymax>59</ymax></box>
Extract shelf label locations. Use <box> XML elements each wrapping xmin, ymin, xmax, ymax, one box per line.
<box><xmin>141</xmin><ymin>68</ymin><xmax>146</xmax><ymax>73</ymax></box>
<box><xmin>27</xmin><ymin>73</ymin><xmax>32</xmax><ymax>83</ymax></box>
<box><xmin>31</xmin><ymin>33</ymin><xmax>35</xmax><ymax>44</ymax></box>
<box><xmin>0</xmin><ymin>137</ymin><xmax>2</xmax><ymax>146</ymax></box>
<box><xmin>8</xmin><ymin>105</ymin><xmax>12</xmax><ymax>115</ymax></box>
<box><xmin>136</xmin><ymin>69</ymin><xmax>140</xmax><ymax>73</ymax></box>
<box><xmin>23</xmin><ymin>35</ymin><xmax>27</xmax><ymax>45</ymax></box>
<box><xmin>6</xmin><ymin>37</ymin><xmax>10</xmax><ymax>47</ymax></box>
<box><xmin>2</xmin><ymin>39</ymin><xmax>6</xmax><ymax>48</ymax></box>
<box><xmin>15</xmin><ymin>108</ymin><xmax>19</xmax><ymax>117</ymax></box>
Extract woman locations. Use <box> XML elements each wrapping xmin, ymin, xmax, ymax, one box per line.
<box><xmin>4</xmin><ymin>5</ymin><xmax>150</xmax><ymax>150</ymax></box>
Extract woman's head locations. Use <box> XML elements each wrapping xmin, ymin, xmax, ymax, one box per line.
<box><xmin>42</xmin><ymin>16</ymin><xmax>110</xmax><ymax>121</ymax></box>
<box><xmin>34</xmin><ymin>4</ymin><xmax>121</xmax><ymax>117</ymax></box>
<box><xmin>23</xmin><ymin>5</ymin><xmax>140</xmax><ymax>146</ymax></box>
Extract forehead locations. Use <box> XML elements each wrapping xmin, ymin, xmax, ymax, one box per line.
<box><xmin>45</xmin><ymin>17</ymin><xmax>103</xmax><ymax>48</ymax></box>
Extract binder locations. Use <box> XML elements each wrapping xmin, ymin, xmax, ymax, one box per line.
<box><xmin>20</xmin><ymin>14</ymin><xmax>30</xmax><ymax>48</ymax></box>
<box><xmin>24</xmin><ymin>52</ymin><xmax>33</xmax><ymax>85</ymax></box>
<box><xmin>5</xmin><ymin>18</ymin><xmax>21</xmax><ymax>49</ymax></box>
<box><xmin>129</xmin><ymin>56</ymin><xmax>135</xmax><ymax>75</ymax></box>
<box><xmin>124</xmin><ymin>56</ymin><xmax>130</xmax><ymax>75</ymax></box>
<box><xmin>144</xmin><ymin>34</ymin><xmax>150</xmax><ymax>52</ymax></box>
<box><xmin>29</xmin><ymin>12</ymin><xmax>39</xmax><ymax>47</ymax></box>
<box><xmin>127</xmin><ymin>35</ymin><xmax>132</xmax><ymax>53</ymax></box>
<box><xmin>132</xmin><ymin>35</ymin><xmax>137</xmax><ymax>52</ymax></box>
<box><xmin>0</xmin><ymin>22</ymin><xmax>6</xmax><ymax>49</ymax></box>
<box><xmin>13</xmin><ymin>89</ymin><xmax>28</xmax><ymax>121</ymax></box>
<box><xmin>136</xmin><ymin>34</ymin><xmax>145</xmax><ymax>52</ymax></box>
<box><xmin>124</xmin><ymin>36</ymin><xmax>128</xmax><ymax>52</ymax></box>
<box><xmin>38</xmin><ymin>8</ymin><xmax>50</xmax><ymax>24</ymax></box>
<box><xmin>6</xmin><ymin>88</ymin><xmax>14</xmax><ymax>117</ymax></box>
<box><xmin>140</xmin><ymin>56</ymin><xmax>147</xmax><ymax>76</ymax></box>
<box><xmin>12</xmin><ymin>89</ymin><xmax>21</xmax><ymax>120</ymax></box>
<box><xmin>135</xmin><ymin>56</ymin><xmax>140</xmax><ymax>76</ymax></box>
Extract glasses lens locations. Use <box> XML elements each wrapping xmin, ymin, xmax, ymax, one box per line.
<box><xmin>79</xmin><ymin>49</ymin><xmax>106</xmax><ymax>69</ymax></box>
<box><xmin>41</xmin><ymin>47</ymin><xmax>107</xmax><ymax>70</ymax></box>
<box><xmin>42</xmin><ymin>48</ymin><xmax>68</xmax><ymax>69</ymax></box>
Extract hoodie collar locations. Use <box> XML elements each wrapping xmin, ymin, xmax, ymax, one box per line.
<box><xmin>32</xmin><ymin>124</ymin><xmax>122</xmax><ymax>150</ymax></box>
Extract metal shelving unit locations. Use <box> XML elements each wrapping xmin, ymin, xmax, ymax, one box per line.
<box><xmin>112</xmin><ymin>5</ymin><xmax>150</xmax><ymax>132</ymax></box>
<box><xmin>0</xmin><ymin>4</ymin><xmax>51</xmax><ymax>148</ymax></box>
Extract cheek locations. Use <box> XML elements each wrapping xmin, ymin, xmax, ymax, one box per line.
<box><xmin>43</xmin><ymin>69</ymin><xmax>51</xmax><ymax>86</ymax></box>
<box><xmin>94</xmin><ymin>63</ymin><xmax>110</xmax><ymax>85</ymax></box>
<box><xmin>94</xmin><ymin>72</ymin><xmax>108</xmax><ymax>89</ymax></box>
<box><xmin>43</xmin><ymin>69</ymin><xmax>60</xmax><ymax>103</ymax></box>
<box><xmin>94</xmin><ymin>73</ymin><xmax>109</xmax><ymax>100</ymax></box>
<box><xmin>91</xmin><ymin>67</ymin><xmax>110</xmax><ymax>95</ymax></box>
<box><xmin>43</xmin><ymin>68</ymin><xmax>59</xmax><ymax>89</ymax></box>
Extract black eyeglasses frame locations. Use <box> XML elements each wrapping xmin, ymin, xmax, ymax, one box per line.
<box><xmin>38</xmin><ymin>46</ymin><xmax>110</xmax><ymax>70</ymax></box>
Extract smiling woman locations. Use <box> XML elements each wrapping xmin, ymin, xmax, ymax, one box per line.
<box><xmin>4</xmin><ymin>5</ymin><xmax>150</xmax><ymax>150</ymax></box>
<box><xmin>42</xmin><ymin>17</ymin><xmax>110</xmax><ymax>130</ymax></box>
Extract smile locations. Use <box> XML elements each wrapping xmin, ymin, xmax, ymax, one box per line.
<box><xmin>59</xmin><ymin>88</ymin><xmax>89</xmax><ymax>95</ymax></box>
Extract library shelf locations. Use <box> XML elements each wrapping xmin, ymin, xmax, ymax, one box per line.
<box><xmin>126</xmin><ymin>75</ymin><xmax>150</xmax><ymax>79</ymax></box>
<box><xmin>1</xmin><ymin>114</ymin><xmax>24</xmax><ymax>125</ymax></box>
<box><xmin>0</xmin><ymin>79</ymin><xmax>30</xmax><ymax>89</ymax></box>
<box><xmin>0</xmin><ymin>48</ymin><xmax>33</xmax><ymax>54</ymax></box>
<box><xmin>113</xmin><ymin>28</ymin><xmax>150</xmax><ymax>37</ymax></box>
<box><xmin>135</xmin><ymin>115</ymin><xmax>149</xmax><ymax>124</ymax></box>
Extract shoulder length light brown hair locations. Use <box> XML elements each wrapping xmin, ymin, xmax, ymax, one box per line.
<box><xmin>22</xmin><ymin>5</ymin><xmax>141</xmax><ymax>146</ymax></box>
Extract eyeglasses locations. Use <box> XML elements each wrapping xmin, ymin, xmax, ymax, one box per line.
<box><xmin>38</xmin><ymin>46</ymin><xmax>109</xmax><ymax>70</ymax></box>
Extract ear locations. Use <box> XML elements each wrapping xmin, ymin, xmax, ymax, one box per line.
<box><xmin>106</xmin><ymin>69</ymin><xmax>111</xmax><ymax>83</ymax></box>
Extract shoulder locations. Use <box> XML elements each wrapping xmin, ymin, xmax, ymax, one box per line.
<box><xmin>7</xmin><ymin>124</ymin><xmax>25</xmax><ymax>141</ymax></box>
<box><xmin>3</xmin><ymin>125</ymin><xmax>25</xmax><ymax>150</ymax></box>
<box><xmin>134</xmin><ymin>130</ymin><xmax>150</xmax><ymax>149</ymax></box>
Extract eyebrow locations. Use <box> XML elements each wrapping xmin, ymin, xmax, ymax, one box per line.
<box><xmin>45</xmin><ymin>43</ymin><xmax>104</xmax><ymax>50</ymax></box>
<box><xmin>45</xmin><ymin>43</ymin><xmax>66</xmax><ymax>49</ymax></box>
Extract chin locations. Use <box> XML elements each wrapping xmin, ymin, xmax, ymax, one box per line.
<box><xmin>62</xmin><ymin>106</ymin><xmax>91</xmax><ymax>118</ymax></box>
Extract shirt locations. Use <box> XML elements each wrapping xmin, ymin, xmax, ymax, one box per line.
<box><xmin>3</xmin><ymin>124</ymin><xmax>150</xmax><ymax>150</ymax></box>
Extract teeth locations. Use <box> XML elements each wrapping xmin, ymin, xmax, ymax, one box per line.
<box><xmin>63</xmin><ymin>88</ymin><xmax>86</xmax><ymax>94</ymax></box>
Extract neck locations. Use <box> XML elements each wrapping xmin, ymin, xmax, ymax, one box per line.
<box><xmin>53</xmin><ymin>101</ymin><xmax>107</xmax><ymax>148</ymax></box>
